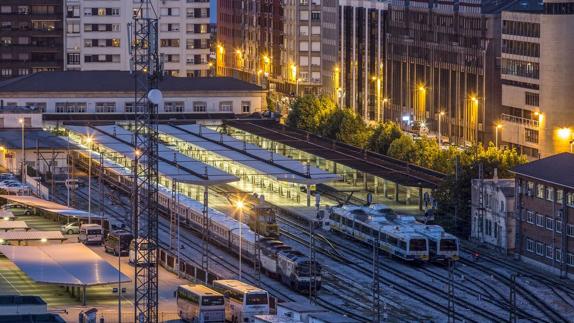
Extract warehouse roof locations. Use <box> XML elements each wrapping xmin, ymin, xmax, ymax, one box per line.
<box><xmin>512</xmin><ymin>153</ymin><xmax>574</xmax><ymax>189</ymax></box>
<box><xmin>0</xmin><ymin>71</ymin><xmax>263</xmax><ymax>93</ymax></box>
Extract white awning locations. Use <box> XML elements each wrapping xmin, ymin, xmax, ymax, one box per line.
<box><xmin>0</xmin><ymin>230</ymin><xmax>65</xmax><ymax>242</ymax></box>
<box><xmin>0</xmin><ymin>195</ymin><xmax>101</xmax><ymax>220</ymax></box>
<box><xmin>0</xmin><ymin>243</ymin><xmax>131</xmax><ymax>286</ymax></box>
<box><xmin>0</xmin><ymin>220</ymin><xmax>29</xmax><ymax>231</ymax></box>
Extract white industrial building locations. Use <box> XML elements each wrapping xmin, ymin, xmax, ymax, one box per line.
<box><xmin>64</xmin><ymin>0</ymin><xmax>210</xmax><ymax>77</ymax></box>
<box><xmin>0</xmin><ymin>71</ymin><xmax>267</xmax><ymax>121</ymax></box>
<box><xmin>471</xmin><ymin>177</ymin><xmax>516</xmax><ymax>253</ymax></box>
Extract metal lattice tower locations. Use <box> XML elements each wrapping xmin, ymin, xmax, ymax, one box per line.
<box><xmin>129</xmin><ymin>1</ymin><xmax>161</xmax><ymax>321</ymax></box>
<box><xmin>170</xmin><ymin>153</ymin><xmax>178</xmax><ymax>251</ymax></box>
<box><xmin>447</xmin><ymin>260</ymin><xmax>455</xmax><ymax>323</ymax></box>
<box><xmin>372</xmin><ymin>235</ymin><xmax>381</xmax><ymax>323</ymax></box>
<box><xmin>201</xmin><ymin>183</ymin><xmax>210</xmax><ymax>271</ymax></box>
<box><xmin>509</xmin><ymin>274</ymin><xmax>517</xmax><ymax>323</ymax></box>
<box><xmin>253</xmin><ymin>207</ymin><xmax>261</xmax><ymax>286</ymax></box>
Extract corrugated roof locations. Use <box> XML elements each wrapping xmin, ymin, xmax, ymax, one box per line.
<box><xmin>0</xmin><ymin>231</ymin><xmax>64</xmax><ymax>241</ymax></box>
<box><xmin>0</xmin><ymin>243</ymin><xmax>130</xmax><ymax>286</ymax></box>
<box><xmin>0</xmin><ymin>130</ymin><xmax>73</xmax><ymax>150</ymax></box>
<box><xmin>0</xmin><ymin>220</ymin><xmax>29</xmax><ymax>231</ymax></box>
<box><xmin>511</xmin><ymin>153</ymin><xmax>574</xmax><ymax>189</ymax></box>
<box><xmin>0</xmin><ymin>71</ymin><xmax>263</xmax><ymax>93</ymax></box>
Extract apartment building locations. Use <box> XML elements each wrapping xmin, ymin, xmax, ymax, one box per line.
<box><xmin>499</xmin><ymin>0</ymin><xmax>574</xmax><ymax>158</ymax></box>
<box><xmin>471</xmin><ymin>178</ymin><xmax>516</xmax><ymax>253</ymax></box>
<box><xmin>217</xmin><ymin>0</ymin><xmax>283</xmax><ymax>87</ymax></box>
<box><xmin>513</xmin><ymin>153</ymin><xmax>574</xmax><ymax>277</ymax></box>
<box><xmin>64</xmin><ymin>0</ymin><xmax>210</xmax><ymax>77</ymax></box>
<box><xmin>338</xmin><ymin>0</ymin><xmax>387</xmax><ymax>121</ymax></box>
<box><xmin>0</xmin><ymin>1</ymin><xmax>64</xmax><ymax>80</ymax></box>
<box><xmin>283</xmin><ymin>0</ymin><xmax>339</xmax><ymax>96</ymax></box>
<box><xmin>385</xmin><ymin>0</ymin><xmax>517</xmax><ymax>145</ymax></box>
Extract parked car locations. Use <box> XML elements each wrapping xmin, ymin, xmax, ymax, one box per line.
<box><xmin>2</xmin><ymin>183</ymin><xmax>30</xmax><ymax>194</ymax></box>
<box><xmin>0</xmin><ymin>173</ymin><xmax>15</xmax><ymax>181</ymax></box>
<box><xmin>1</xmin><ymin>203</ymin><xmax>31</xmax><ymax>216</ymax></box>
<box><xmin>104</xmin><ymin>230</ymin><xmax>133</xmax><ymax>256</ymax></box>
<box><xmin>60</xmin><ymin>222</ymin><xmax>81</xmax><ymax>235</ymax></box>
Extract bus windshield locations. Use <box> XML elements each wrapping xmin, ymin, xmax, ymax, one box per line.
<box><xmin>245</xmin><ymin>293</ymin><xmax>268</xmax><ymax>305</ymax></box>
<box><xmin>202</xmin><ymin>296</ymin><xmax>224</xmax><ymax>306</ymax></box>
<box><xmin>409</xmin><ymin>239</ymin><xmax>427</xmax><ymax>251</ymax></box>
<box><xmin>440</xmin><ymin>239</ymin><xmax>458</xmax><ymax>251</ymax></box>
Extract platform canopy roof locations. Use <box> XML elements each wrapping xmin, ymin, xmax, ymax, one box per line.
<box><xmin>0</xmin><ymin>220</ymin><xmax>29</xmax><ymax>231</ymax></box>
<box><xmin>161</xmin><ymin>124</ymin><xmax>339</xmax><ymax>185</ymax></box>
<box><xmin>0</xmin><ymin>195</ymin><xmax>101</xmax><ymax>220</ymax></box>
<box><xmin>0</xmin><ymin>230</ymin><xmax>65</xmax><ymax>242</ymax></box>
<box><xmin>0</xmin><ymin>243</ymin><xmax>130</xmax><ymax>286</ymax></box>
<box><xmin>65</xmin><ymin>125</ymin><xmax>238</xmax><ymax>185</ymax></box>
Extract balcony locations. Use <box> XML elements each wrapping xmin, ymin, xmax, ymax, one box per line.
<box><xmin>501</xmin><ymin>113</ymin><xmax>539</xmax><ymax>128</ymax></box>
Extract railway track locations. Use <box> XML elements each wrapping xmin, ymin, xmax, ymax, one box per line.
<box><xmin>277</xmin><ymin>213</ymin><xmax>559</xmax><ymax>323</ymax></box>
<box><xmin>54</xmin><ymin>177</ymin><xmax>372</xmax><ymax>322</ymax></box>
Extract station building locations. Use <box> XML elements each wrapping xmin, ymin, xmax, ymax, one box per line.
<box><xmin>0</xmin><ymin>71</ymin><xmax>267</xmax><ymax>122</ymax></box>
<box><xmin>512</xmin><ymin>153</ymin><xmax>574</xmax><ymax>278</ymax></box>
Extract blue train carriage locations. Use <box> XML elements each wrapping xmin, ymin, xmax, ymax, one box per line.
<box><xmin>328</xmin><ymin>205</ymin><xmax>429</xmax><ymax>262</ymax></box>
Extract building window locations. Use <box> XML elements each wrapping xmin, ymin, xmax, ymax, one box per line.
<box><xmin>55</xmin><ymin>102</ymin><xmax>87</xmax><ymax>113</ymax></box>
<box><xmin>557</xmin><ymin>190</ymin><xmax>564</xmax><ymax>204</ymax></box>
<box><xmin>164</xmin><ymin>101</ymin><xmax>185</xmax><ymax>113</ymax></box>
<box><xmin>193</xmin><ymin>102</ymin><xmax>207</xmax><ymax>112</ymax></box>
<box><xmin>536</xmin><ymin>184</ymin><xmax>544</xmax><ymax>199</ymax></box>
<box><xmin>95</xmin><ymin>102</ymin><xmax>116</xmax><ymax>113</ymax></box>
<box><xmin>567</xmin><ymin>224</ymin><xmax>574</xmax><ymax>237</ymax></box>
<box><xmin>568</xmin><ymin>193</ymin><xmax>574</xmax><ymax>207</ymax></box>
<box><xmin>535</xmin><ymin>242</ymin><xmax>544</xmax><ymax>256</ymax></box>
<box><xmin>546</xmin><ymin>246</ymin><xmax>553</xmax><ymax>259</ymax></box>
<box><xmin>1</xmin><ymin>69</ymin><xmax>12</xmax><ymax>77</ymax></box>
<box><xmin>67</xmin><ymin>53</ymin><xmax>80</xmax><ymax>65</ymax></box>
<box><xmin>526</xmin><ymin>211</ymin><xmax>534</xmax><ymax>224</ymax></box>
<box><xmin>535</xmin><ymin>213</ymin><xmax>544</xmax><ymax>227</ymax></box>
<box><xmin>124</xmin><ymin>102</ymin><xmax>145</xmax><ymax>113</ymax></box>
<box><xmin>160</xmin><ymin>39</ymin><xmax>180</xmax><ymax>48</ymax></box>
<box><xmin>219</xmin><ymin>101</ymin><xmax>233</xmax><ymax>112</ymax></box>
<box><xmin>545</xmin><ymin>217</ymin><xmax>554</xmax><ymax>230</ymax></box>
<box><xmin>526</xmin><ymin>238</ymin><xmax>534</xmax><ymax>252</ymax></box>
<box><xmin>241</xmin><ymin>102</ymin><xmax>251</xmax><ymax>113</ymax></box>
<box><xmin>556</xmin><ymin>220</ymin><xmax>563</xmax><ymax>233</ymax></box>
<box><xmin>311</xmin><ymin>11</ymin><xmax>321</xmax><ymax>21</ymax></box>
<box><xmin>525</xmin><ymin>92</ymin><xmax>540</xmax><ymax>106</ymax></box>
<box><xmin>569</xmin><ymin>254</ymin><xmax>574</xmax><ymax>267</ymax></box>
<box><xmin>545</xmin><ymin>187</ymin><xmax>554</xmax><ymax>201</ymax></box>
<box><xmin>525</xmin><ymin>128</ymin><xmax>539</xmax><ymax>144</ymax></box>
<box><xmin>501</xmin><ymin>59</ymin><xmax>539</xmax><ymax>79</ymax></box>
<box><xmin>556</xmin><ymin>249</ymin><xmax>562</xmax><ymax>263</ymax></box>
<box><xmin>502</xmin><ymin>20</ymin><xmax>540</xmax><ymax>38</ymax></box>
<box><xmin>25</xmin><ymin>102</ymin><xmax>46</xmax><ymax>113</ymax></box>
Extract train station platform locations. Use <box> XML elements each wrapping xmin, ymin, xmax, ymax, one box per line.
<box><xmin>224</xmin><ymin>120</ymin><xmax>446</xmax><ymax>214</ymax></box>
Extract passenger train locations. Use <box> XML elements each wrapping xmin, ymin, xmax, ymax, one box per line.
<box><xmin>75</xmin><ymin>151</ymin><xmax>321</xmax><ymax>294</ymax></box>
<box><xmin>329</xmin><ymin>205</ymin><xmax>430</xmax><ymax>262</ymax></box>
<box><xmin>368</xmin><ymin>204</ymin><xmax>460</xmax><ymax>262</ymax></box>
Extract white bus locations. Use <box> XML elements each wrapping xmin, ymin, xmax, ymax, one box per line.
<box><xmin>177</xmin><ymin>284</ymin><xmax>225</xmax><ymax>323</ymax></box>
<box><xmin>129</xmin><ymin>238</ymin><xmax>157</xmax><ymax>265</ymax></box>
<box><xmin>212</xmin><ymin>280</ymin><xmax>269</xmax><ymax>323</ymax></box>
<box><xmin>78</xmin><ymin>224</ymin><xmax>103</xmax><ymax>245</ymax></box>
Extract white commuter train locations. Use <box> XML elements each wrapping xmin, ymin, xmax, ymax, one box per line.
<box><xmin>329</xmin><ymin>205</ymin><xmax>429</xmax><ymax>262</ymax></box>
<box><xmin>368</xmin><ymin>204</ymin><xmax>460</xmax><ymax>262</ymax></box>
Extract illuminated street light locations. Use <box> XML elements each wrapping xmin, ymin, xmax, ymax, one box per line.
<box><xmin>40</xmin><ymin>238</ymin><xmax>47</xmax><ymax>243</ymax></box>
<box><xmin>557</xmin><ymin>127</ymin><xmax>571</xmax><ymax>140</ymax></box>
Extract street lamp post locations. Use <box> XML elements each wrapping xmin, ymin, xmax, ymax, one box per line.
<box><xmin>296</xmin><ymin>78</ymin><xmax>301</xmax><ymax>97</ymax></box>
<box><xmin>18</xmin><ymin>119</ymin><xmax>25</xmax><ymax>183</ymax></box>
<box><xmin>495</xmin><ymin>124</ymin><xmax>502</xmax><ymax>148</ymax></box>
<box><xmin>86</xmin><ymin>136</ymin><xmax>93</xmax><ymax>224</ymax></box>
<box><xmin>236</xmin><ymin>200</ymin><xmax>244</xmax><ymax>280</ymax></box>
<box><xmin>438</xmin><ymin>111</ymin><xmax>445</xmax><ymax>145</ymax></box>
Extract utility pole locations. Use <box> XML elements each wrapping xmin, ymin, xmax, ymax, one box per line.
<box><xmin>129</xmin><ymin>0</ymin><xmax>161</xmax><ymax>321</ymax></box>
<box><xmin>447</xmin><ymin>260</ymin><xmax>455</xmax><ymax>323</ymax></box>
<box><xmin>454</xmin><ymin>155</ymin><xmax>460</xmax><ymax>234</ymax></box>
<box><xmin>170</xmin><ymin>153</ymin><xmax>178</xmax><ymax>252</ymax></box>
<box><xmin>372</xmin><ymin>233</ymin><xmax>381</xmax><ymax>323</ymax></box>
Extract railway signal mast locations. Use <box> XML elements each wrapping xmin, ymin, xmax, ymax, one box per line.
<box><xmin>128</xmin><ymin>0</ymin><xmax>162</xmax><ymax>321</ymax></box>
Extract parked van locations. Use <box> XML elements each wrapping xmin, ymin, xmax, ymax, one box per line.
<box><xmin>104</xmin><ymin>230</ymin><xmax>133</xmax><ymax>256</ymax></box>
<box><xmin>129</xmin><ymin>238</ymin><xmax>157</xmax><ymax>266</ymax></box>
<box><xmin>78</xmin><ymin>224</ymin><xmax>104</xmax><ymax>245</ymax></box>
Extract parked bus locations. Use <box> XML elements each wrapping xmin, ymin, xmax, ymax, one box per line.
<box><xmin>212</xmin><ymin>280</ymin><xmax>269</xmax><ymax>323</ymax></box>
<box><xmin>177</xmin><ymin>284</ymin><xmax>225</xmax><ymax>323</ymax></box>
<box><xmin>128</xmin><ymin>238</ymin><xmax>157</xmax><ymax>266</ymax></box>
<box><xmin>78</xmin><ymin>224</ymin><xmax>103</xmax><ymax>245</ymax></box>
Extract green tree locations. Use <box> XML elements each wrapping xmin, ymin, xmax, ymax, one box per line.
<box><xmin>322</xmin><ymin>109</ymin><xmax>372</xmax><ymax>148</ymax></box>
<box><xmin>387</xmin><ymin>135</ymin><xmax>417</xmax><ymax>163</ymax></box>
<box><xmin>286</xmin><ymin>95</ymin><xmax>336</xmax><ymax>134</ymax></box>
<box><xmin>368</xmin><ymin>122</ymin><xmax>403</xmax><ymax>155</ymax></box>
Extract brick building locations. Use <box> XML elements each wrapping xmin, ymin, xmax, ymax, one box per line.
<box><xmin>512</xmin><ymin>153</ymin><xmax>574</xmax><ymax>277</ymax></box>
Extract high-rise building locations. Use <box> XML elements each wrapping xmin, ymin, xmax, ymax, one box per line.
<box><xmin>0</xmin><ymin>1</ymin><xmax>64</xmax><ymax>80</ymax></box>
<box><xmin>216</xmin><ymin>0</ymin><xmax>283</xmax><ymax>87</ymax></box>
<box><xmin>64</xmin><ymin>0</ymin><xmax>211</xmax><ymax>77</ymax></box>
<box><xmin>499</xmin><ymin>0</ymin><xmax>574</xmax><ymax>158</ymax></box>
<box><xmin>385</xmin><ymin>0</ymin><xmax>517</xmax><ymax>145</ymax></box>
<box><xmin>338</xmin><ymin>0</ymin><xmax>387</xmax><ymax>121</ymax></box>
<box><xmin>283</xmin><ymin>0</ymin><xmax>339</xmax><ymax>96</ymax></box>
